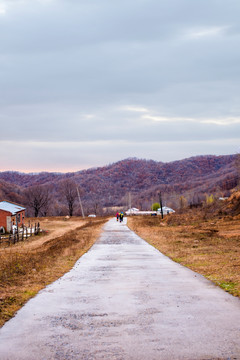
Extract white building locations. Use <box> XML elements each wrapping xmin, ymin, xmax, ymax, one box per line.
<box><xmin>157</xmin><ymin>206</ymin><xmax>175</xmax><ymax>215</ymax></box>
<box><xmin>125</xmin><ymin>206</ymin><xmax>175</xmax><ymax>216</ymax></box>
<box><xmin>125</xmin><ymin>208</ymin><xmax>139</xmax><ymax>215</ymax></box>
<box><xmin>125</xmin><ymin>208</ymin><xmax>157</xmax><ymax>216</ymax></box>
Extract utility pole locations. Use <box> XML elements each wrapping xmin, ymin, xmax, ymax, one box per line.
<box><xmin>129</xmin><ymin>192</ymin><xmax>131</xmax><ymax>215</ymax></box>
<box><xmin>158</xmin><ymin>191</ymin><xmax>164</xmax><ymax>219</ymax></box>
<box><xmin>77</xmin><ymin>187</ymin><xmax>85</xmax><ymax>218</ymax></box>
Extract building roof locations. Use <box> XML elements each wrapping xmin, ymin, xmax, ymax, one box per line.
<box><xmin>126</xmin><ymin>207</ymin><xmax>139</xmax><ymax>212</ymax></box>
<box><xmin>157</xmin><ymin>206</ymin><xmax>175</xmax><ymax>213</ymax></box>
<box><xmin>0</xmin><ymin>201</ymin><xmax>26</xmax><ymax>215</ymax></box>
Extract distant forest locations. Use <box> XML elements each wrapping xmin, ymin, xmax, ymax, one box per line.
<box><xmin>0</xmin><ymin>155</ymin><xmax>239</xmax><ymax>217</ymax></box>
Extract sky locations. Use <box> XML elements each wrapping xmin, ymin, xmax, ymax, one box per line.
<box><xmin>1</xmin><ymin>0</ymin><xmax>240</xmax><ymax>173</ymax></box>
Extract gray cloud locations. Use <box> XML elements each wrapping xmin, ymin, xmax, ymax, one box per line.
<box><xmin>0</xmin><ymin>0</ymin><xmax>240</xmax><ymax>171</ymax></box>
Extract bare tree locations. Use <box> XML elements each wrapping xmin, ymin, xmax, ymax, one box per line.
<box><xmin>24</xmin><ymin>185</ymin><xmax>50</xmax><ymax>217</ymax></box>
<box><xmin>40</xmin><ymin>196</ymin><xmax>51</xmax><ymax>217</ymax></box>
<box><xmin>60</xmin><ymin>180</ymin><xmax>78</xmax><ymax>216</ymax></box>
<box><xmin>179</xmin><ymin>195</ymin><xmax>187</xmax><ymax>209</ymax></box>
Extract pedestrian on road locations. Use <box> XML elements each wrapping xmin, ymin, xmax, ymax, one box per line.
<box><xmin>116</xmin><ymin>212</ymin><xmax>119</xmax><ymax>221</ymax></box>
<box><xmin>119</xmin><ymin>212</ymin><xmax>124</xmax><ymax>222</ymax></box>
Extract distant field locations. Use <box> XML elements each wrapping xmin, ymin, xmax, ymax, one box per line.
<box><xmin>127</xmin><ymin>212</ymin><xmax>240</xmax><ymax>298</ymax></box>
<box><xmin>0</xmin><ymin>216</ymin><xmax>108</xmax><ymax>327</ymax></box>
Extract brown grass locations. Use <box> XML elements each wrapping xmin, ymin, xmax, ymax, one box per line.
<box><xmin>0</xmin><ymin>216</ymin><xmax>108</xmax><ymax>327</ymax></box>
<box><xmin>127</xmin><ymin>211</ymin><xmax>240</xmax><ymax>298</ymax></box>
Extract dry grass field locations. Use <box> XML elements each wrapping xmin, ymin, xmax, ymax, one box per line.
<box><xmin>0</xmin><ymin>216</ymin><xmax>108</xmax><ymax>327</ymax></box>
<box><xmin>128</xmin><ymin>210</ymin><xmax>240</xmax><ymax>298</ymax></box>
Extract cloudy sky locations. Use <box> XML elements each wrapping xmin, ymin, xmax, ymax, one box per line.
<box><xmin>1</xmin><ymin>0</ymin><xmax>240</xmax><ymax>172</ymax></box>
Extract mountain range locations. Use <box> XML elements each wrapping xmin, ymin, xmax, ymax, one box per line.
<box><xmin>0</xmin><ymin>154</ymin><xmax>238</xmax><ymax>216</ymax></box>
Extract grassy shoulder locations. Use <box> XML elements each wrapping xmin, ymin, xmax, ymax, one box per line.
<box><xmin>0</xmin><ymin>216</ymin><xmax>109</xmax><ymax>327</ymax></box>
<box><xmin>127</xmin><ymin>211</ymin><xmax>240</xmax><ymax>298</ymax></box>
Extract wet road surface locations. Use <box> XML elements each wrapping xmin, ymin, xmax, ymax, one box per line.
<box><xmin>0</xmin><ymin>218</ymin><xmax>240</xmax><ymax>360</ymax></box>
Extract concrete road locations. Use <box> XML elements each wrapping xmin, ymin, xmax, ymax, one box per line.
<box><xmin>0</xmin><ymin>218</ymin><xmax>240</xmax><ymax>360</ymax></box>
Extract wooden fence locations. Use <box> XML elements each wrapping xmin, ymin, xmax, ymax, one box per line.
<box><xmin>0</xmin><ymin>223</ymin><xmax>41</xmax><ymax>247</ymax></box>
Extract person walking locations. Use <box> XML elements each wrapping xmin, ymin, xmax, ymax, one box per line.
<box><xmin>119</xmin><ymin>212</ymin><xmax>124</xmax><ymax>223</ymax></box>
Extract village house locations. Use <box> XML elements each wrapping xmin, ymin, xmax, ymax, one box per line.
<box><xmin>0</xmin><ymin>201</ymin><xmax>26</xmax><ymax>233</ymax></box>
<box><xmin>125</xmin><ymin>206</ymin><xmax>175</xmax><ymax>216</ymax></box>
<box><xmin>157</xmin><ymin>206</ymin><xmax>175</xmax><ymax>215</ymax></box>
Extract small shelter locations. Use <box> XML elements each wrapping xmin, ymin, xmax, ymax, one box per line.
<box><xmin>125</xmin><ymin>207</ymin><xmax>139</xmax><ymax>215</ymax></box>
<box><xmin>157</xmin><ymin>206</ymin><xmax>175</xmax><ymax>215</ymax></box>
<box><xmin>0</xmin><ymin>201</ymin><xmax>26</xmax><ymax>233</ymax></box>
<box><xmin>125</xmin><ymin>208</ymin><xmax>157</xmax><ymax>216</ymax></box>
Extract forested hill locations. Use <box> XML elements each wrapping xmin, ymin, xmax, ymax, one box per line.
<box><xmin>0</xmin><ymin>155</ymin><xmax>235</xmax><ymax>187</ymax></box>
<box><xmin>0</xmin><ymin>154</ymin><xmax>238</xmax><ymax>215</ymax></box>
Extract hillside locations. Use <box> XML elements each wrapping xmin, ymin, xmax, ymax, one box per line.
<box><xmin>0</xmin><ymin>154</ymin><xmax>238</xmax><ymax>215</ymax></box>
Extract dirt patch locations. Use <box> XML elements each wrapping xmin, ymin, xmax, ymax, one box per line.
<box><xmin>0</xmin><ymin>216</ymin><xmax>109</xmax><ymax>327</ymax></box>
<box><xmin>127</xmin><ymin>213</ymin><xmax>240</xmax><ymax>298</ymax></box>
<box><xmin>0</xmin><ymin>217</ymin><xmax>87</xmax><ymax>251</ymax></box>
